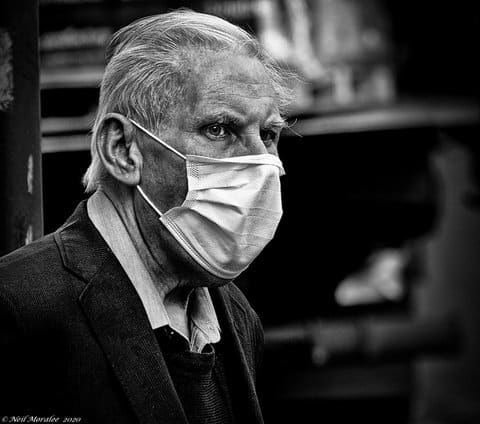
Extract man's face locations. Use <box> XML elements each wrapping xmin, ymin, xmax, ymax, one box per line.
<box><xmin>133</xmin><ymin>52</ymin><xmax>285</xmax><ymax>279</ymax></box>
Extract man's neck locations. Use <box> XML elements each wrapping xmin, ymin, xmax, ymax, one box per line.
<box><xmin>100</xmin><ymin>182</ymin><xmax>192</xmax><ymax>309</ymax></box>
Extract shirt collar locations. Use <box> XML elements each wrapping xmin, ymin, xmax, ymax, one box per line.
<box><xmin>86</xmin><ymin>189</ymin><xmax>220</xmax><ymax>349</ymax></box>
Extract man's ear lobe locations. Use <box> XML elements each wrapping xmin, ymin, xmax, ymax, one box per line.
<box><xmin>96</xmin><ymin>113</ymin><xmax>142</xmax><ymax>186</ymax></box>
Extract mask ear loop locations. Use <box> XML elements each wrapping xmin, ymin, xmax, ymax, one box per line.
<box><xmin>129</xmin><ymin>119</ymin><xmax>187</xmax><ymax>217</ymax></box>
<box><xmin>136</xmin><ymin>186</ymin><xmax>164</xmax><ymax>217</ymax></box>
<box><xmin>129</xmin><ymin>119</ymin><xmax>186</xmax><ymax>160</ymax></box>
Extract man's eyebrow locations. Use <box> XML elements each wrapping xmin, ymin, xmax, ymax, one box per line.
<box><xmin>264</xmin><ymin>117</ymin><xmax>287</xmax><ymax>129</ymax></box>
<box><xmin>195</xmin><ymin>110</ymin><xmax>246</xmax><ymax>125</ymax></box>
<box><xmin>194</xmin><ymin>108</ymin><xmax>287</xmax><ymax>129</ymax></box>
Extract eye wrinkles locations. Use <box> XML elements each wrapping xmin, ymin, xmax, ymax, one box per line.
<box><xmin>197</xmin><ymin>110</ymin><xmax>286</xmax><ymax>147</ymax></box>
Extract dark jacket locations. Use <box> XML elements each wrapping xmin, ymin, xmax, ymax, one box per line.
<box><xmin>0</xmin><ymin>202</ymin><xmax>264</xmax><ymax>423</ymax></box>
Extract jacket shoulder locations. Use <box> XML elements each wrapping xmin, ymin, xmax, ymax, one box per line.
<box><xmin>0</xmin><ymin>233</ymin><xmax>83</xmax><ymax>316</ymax></box>
<box><xmin>0</xmin><ymin>234</ymin><xmax>61</xmax><ymax>283</ymax></box>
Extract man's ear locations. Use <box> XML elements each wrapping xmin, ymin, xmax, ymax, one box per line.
<box><xmin>96</xmin><ymin>113</ymin><xmax>142</xmax><ymax>186</ymax></box>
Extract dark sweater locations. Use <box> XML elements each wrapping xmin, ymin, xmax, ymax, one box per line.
<box><xmin>155</xmin><ymin>327</ymin><xmax>235</xmax><ymax>424</ymax></box>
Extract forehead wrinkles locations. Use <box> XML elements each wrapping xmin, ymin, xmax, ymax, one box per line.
<box><xmin>193</xmin><ymin>52</ymin><xmax>273</xmax><ymax>97</ymax></box>
<box><xmin>199</xmin><ymin>63</ymin><xmax>275</xmax><ymax>118</ymax></box>
<box><xmin>203</xmin><ymin>55</ymin><xmax>272</xmax><ymax>93</ymax></box>
<box><xmin>203</xmin><ymin>87</ymin><xmax>275</xmax><ymax>108</ymax></box>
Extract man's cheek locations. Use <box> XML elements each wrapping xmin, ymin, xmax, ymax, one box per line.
<box><xmin>168</xmin><ymin>162</ymin><xmax>189</xmax><ymax>207</ymax></box>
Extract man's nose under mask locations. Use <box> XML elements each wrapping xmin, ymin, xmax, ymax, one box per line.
<box><xmin>130</xmin><ymin>119</ymin><xmax>285</xmax><ymax>280</ymax></box>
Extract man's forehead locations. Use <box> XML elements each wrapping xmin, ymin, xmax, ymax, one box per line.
<box><xmin>197</xmin><ymin>50</ymin><xmax>270</xmax><ymax>79</ymax></box>
<box><xmin>201</xmin><ymin>55</ymin><xmax>272</xmax><ymax>93</ymax></box>
<box><xmin>184</xmin><ymin>53</ymin><xmax>279</xmax><ymax>119</ymax></box>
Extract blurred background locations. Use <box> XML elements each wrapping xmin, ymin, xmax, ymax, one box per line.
<box><xmin>1</xmin><ymin>0</ymin><xmax>480</xmax><ymax>423</ymax></box>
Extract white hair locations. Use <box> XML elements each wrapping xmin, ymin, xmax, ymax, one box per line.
<box><xmin>82</xmin><ymin>9</ymin><xmax>294</xmax><ymax>193</ymax></box>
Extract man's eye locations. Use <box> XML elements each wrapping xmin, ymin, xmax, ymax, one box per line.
<box><xmin>205</xmin><ymin>124</ymin><xmax>229</xmax><ymax>138</ymax></box>
<box><xmin>260</xmin><ymin>129</ymin><xmax>277</xmax><ymax>145</ymax></box>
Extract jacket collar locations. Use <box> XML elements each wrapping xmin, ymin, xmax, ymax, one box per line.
<box><xmin>211</xmin><ymin>288</ymin><xmax>264</xmax><ymax>423</ymax></box>
<box><xmin>54</xmin><ymin>201</ymin><xmax>262</xmax><ymax>423</ymax></box>
<box><xmin>55</xmin><ymin>201</ymin><xmax>188</xmax><ymax>423</ymax></box>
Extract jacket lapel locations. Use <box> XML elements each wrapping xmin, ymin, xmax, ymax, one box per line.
<box><xmin>55</xmin><ymin>202</ymin><xmax>188</xmax><ymax>424</ymax></box>
<box><xmin>211</xmin><ymin>287</ymin><xmax>264</xmax><ymax>424</ymax></box>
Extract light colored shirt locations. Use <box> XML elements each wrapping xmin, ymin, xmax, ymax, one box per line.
<box><xmin>87</xmin><ymin>190</ymin><xmax>221</xmax><ymax>352</ymax></box>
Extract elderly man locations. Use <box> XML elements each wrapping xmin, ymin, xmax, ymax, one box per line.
<box><xmin>0</xmin><ymin>9</ymin><xmax>291</xmax><ymax>424</ymax></box>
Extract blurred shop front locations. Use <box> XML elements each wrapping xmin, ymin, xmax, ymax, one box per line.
<box><xmin>3</xmin><ymin>0</ymin><xmax>480</xmax><ymax>423</ymax></box>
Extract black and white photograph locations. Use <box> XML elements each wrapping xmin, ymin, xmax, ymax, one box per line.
<box><xmin>1</xmin><ymin>1</ymin><xmax>479</xmax><ymax>423</ymax></box>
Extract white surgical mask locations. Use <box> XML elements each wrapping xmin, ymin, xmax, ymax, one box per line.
<box><xmin>129</xmin><ymin>119</ymin><xmax>285</xmax><ymax>279</ymax></box>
